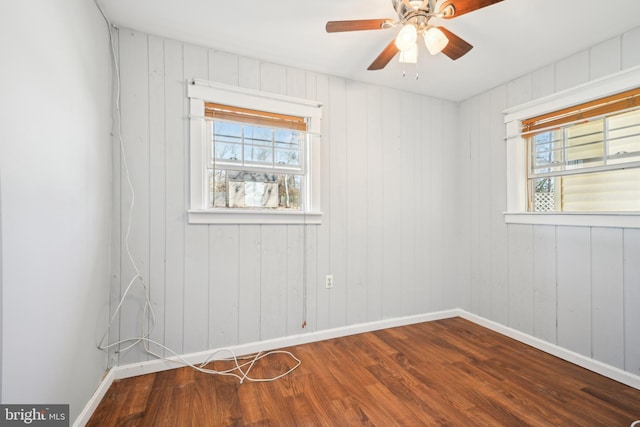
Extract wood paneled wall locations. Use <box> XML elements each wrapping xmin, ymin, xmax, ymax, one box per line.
<box><xmin>110</xmin><ymin>29</ymin><xmax>463</xmax><ymax>366</ymax></box>
<box><xmin>460</xmin><ymin>27</ymin><xmax>640</xmax><ymax>377</ymax></box>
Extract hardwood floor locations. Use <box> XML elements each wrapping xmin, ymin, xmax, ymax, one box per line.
<box><xmin>88</xmin><ymin>318</ymin><xmax>640</xmax><ymax>426</ymax></box>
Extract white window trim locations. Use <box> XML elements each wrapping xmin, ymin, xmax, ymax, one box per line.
<box><xmin>503</xmin><ymin>66</ymin><xmax>640</xmax><ymax>228</ymax></box>
<box><xmin>187</xmin><ymin>80</ymin><xmax>323</xmax><ymax>225</ymax></box>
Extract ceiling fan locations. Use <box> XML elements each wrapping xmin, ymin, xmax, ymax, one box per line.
<box><xmin>326</xmin><ymin>0</ymin><xmax>504</xmax><ymax>70</ymax></box>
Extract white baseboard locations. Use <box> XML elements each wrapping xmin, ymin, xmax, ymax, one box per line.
<box><xmin>111</xmin><ymin>308</ymin><xmax>460</xmax><ymax>380</ymax></box>
<box><xmin>73</xmin><ymin>369</ymin><xmax>115</xmax><ymax>427</ymax></box>
<box><xmin>74</xmin><ymin>308</ymin><xmax>640</xmax><ymax>425</ymax></box>
<box><xmin>458</xmin><ymin>310</ymin><xmax>640</xmax><ymax>390</ymax></box>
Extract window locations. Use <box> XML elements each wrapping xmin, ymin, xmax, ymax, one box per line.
<box><xmin>524</xmin><ymin>87</ymin><xmax>640</xmax><ymax>212</ymax></box>
<box><xmin>188</xmin><ymin>80</ymin><xmax>322</xmax><ymax>224</ymax></box>
<box><xmin>503</xmin><ymin>67</ymin><xmax>640</xmax><ymax>228</ymax></box>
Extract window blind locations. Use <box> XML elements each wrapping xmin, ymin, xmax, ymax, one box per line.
<box><xmin>205</xmin><ymin>102</ymin><xmax>307</xmax><ymax>131</ymax></box>
<box><xmin>522</xmin><ymin>87</ymin><xmax>640</xmax><ymax>135</ymax></box>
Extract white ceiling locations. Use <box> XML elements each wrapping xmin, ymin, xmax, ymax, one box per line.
<box><xmin>99</xmin><ymin>0</ymin><xmax>640</xmax><ymax>101</ymax></box>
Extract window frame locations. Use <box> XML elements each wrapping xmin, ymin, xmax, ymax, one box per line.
<box><xmin>503</xmin><ymin>66</ymin><xmax>640</xmax><ymax>228</ymax></box>
<box><xmin>187</xmin><ymin>80</ymin><xmax>323</xmax><ymax>225</ymax></box>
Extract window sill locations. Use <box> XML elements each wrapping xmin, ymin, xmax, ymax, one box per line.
<box><xmin>504</xmin><ymin>212</ymin><xmax>640</xmax><ymax>228</ymax></box>
<box><xmin>188</xmin><ymin>209</ymin><xmax>323</xmax><ymax>225</ymax></box>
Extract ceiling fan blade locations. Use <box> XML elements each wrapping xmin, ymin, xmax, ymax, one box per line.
<box><xmin>368</xmin><ymin>39</ymin><xmax>399</xmax><ymax>70</ymax></box>
<box><xmin>326</xmin><ymin>19</ymin><xmax>393</xmax><ymax>33</ymax></box>
<box><xmin>439</xmin><ymin>27</ymin><xmax>473</xmax><ymax>60</ymax></box>
<box><xmin>437</xmin><ymin>0</ymin><xmax>503</xmax><ymax>18</ymax></box>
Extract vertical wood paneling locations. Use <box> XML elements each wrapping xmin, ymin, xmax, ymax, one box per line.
<box><xmin>429</xmin><ymin>97</ymin><xmax>445</xmax><ymax>311</ymax></box>
<box><xmin>412</xmin><ymin>95</ymin><xmax>426</xmax><ymax>313</ymax></box>
<box><xmin>209</xmin><ymin>225</ymin><xmax>240</xmax><ymax>348</ymax></box>
<box><xmin>441</xmin><ymin>100</ymin><xmax>459</xmax><ymax>309</ymax></box>
<box><xmin>238</xmin><ymin>57</ymin><xmax>260</xmax><ymax>90</ymax></box>
<box><xmin>621</xmin><ymin>26</ymin><xmax>640</xmax><ymax>69</ymax></box>
<box><xmin>556</xmin><ymin>226</ymin><xmax>591</xmax><ymax>357</ymax></box>
<box><xmin>555</xmin><ymin>51</ymin><xmax>589</xmax><ymax>92</ymax></box>
<box><xmin>623</xmin><ymin>228</ymin><xmax>640</xmax><ymax>375</ymax></box>
<box><xmin>507</xmin><ymin>224</ymin><xmax>534</xmax><ymax>334</ymax></box>
<box><xmin>286</xmin><ymin>225</ymin><xmax>305</xmax><ymax>334</ymax></box>
<box><xmin>260</xmin><ymin>63</ymin><xmax>286</xmax><ymax>95</ymax></box>
<box><xmin>303</xmin><ymin>225</ymin><xmax>318</xmax><ymax>332</ymax></box>
<box><xmin>589</xmin><ymin>37</ymin><xmax>621</xmax><ymax>81</ymax></box>
<box><xmin>467</xmin><ymin>96</ymin><xmax>480</xmax><ymax>314</ymax></box>
<box><xmin>506</xmin><ymin>74</ymin><xmax>532</xmax><ymax>108</ymax></box>
<box><xmin>237</xmin><ymin>225</ymin><xmax>261</xmax><ymax>343</ymax></box>
<box><xmin>286</xmin><ymin>67</ymin><xmax>306</xmax><ymax>99</ymax></box>
<box><xmin>455</xmin><ymin>25</ymin><xmax>640</xmax><ymax>382</ymax></box>
<box><xmin>455</xmin><ymin>99</ymin><xmax>471</xmax><ymax>312</ymax></box>
<box><xmin>260</xmin><ymin>226</ymin><xmax>288</xmax><ymax>340</ymax></box>
<box><xmin>328</xmin><ymin>77</ymin><xmax>348</xmax><ymax>328</ymax></box>
<box><xmin>381</xmin><ymin>88</ymin><xmax>403</xmax><ymax>318</ymax></box>
<box><xmin>346</xmin><ymin>81</ymin><xmax>368</xmax><ymax>325</ymax></box>
<box><xmin>303</xmin><ymin>72</ymin><xmax>319</xmax><ymax>332</ymax></box>
<box><xmin>591</xmin><ymin>227</ymin><xmax>624</xmax><ymax>369</ymax></box>
<box><xmin>400</xmin><ymin>93</ymin><xmax>416</xmax><ymax>315</ymax></box>
<box><xmin>108</xmin><ymin>31</ymin><xmax>122</xmax><ymax>368</ymax></box>
<box><xmin>477</xmin><ymin>92</ymin><xmax>492</xmax><ymax>317</ymax></box>
<box><xmin>365</xmin><ymin>85</ymin><xmax>384</xmax><ymax>321</ymax></box>
<box><xmin>162</xmin><ymin>39</ymin><xmax>186</xmax><ymax>356</ymax></box>
<box><xmin>417</xmin><ymin>96</ymin><xmax>434</xmax><ymax>313</ymax></box>
<box><xmin>489</xmin><ymin>85</ymin><xmax>508</xmax><ymax>326</ymax></box>
<box><xmin>148</xmin><ymin>36</ymin><xmax>167</xmax><ymax>357</ymax></box>
<box><xmin>112</xmin><ymin>29</ymin><xmax>461</xmax><ymax>366</ymax></box>
<box><xmin>209</xmin><ymin>49</ymin><xmax>238</xmax><ymax>86</ymax></box>
<box><xmin>531</xmin><ymin>65</ymin><xmax>555</xmax><ymax>100</ymax></box>
<box><xmin>532</xmin><ymin>225</ymin><xmax>557</xmax><ymax>343</ymax></box>
<box><xmin>182</xmin><ymin>44</ymin><xmax>210</xmax><ymax>354</ymax></box>
<box><xmin>112</xmin><ymin>26</ymin><xmax>640</xmax><ymax>381</ymax></box>
<box><xmin>314</xmin><ymin>74</ymin><xmax>331</xmax><ymax>331</ymax></box>
<box><xmin>118</xmin><ymin>30</ymin><xmax>150</xmax><ymax>365</ymax></box>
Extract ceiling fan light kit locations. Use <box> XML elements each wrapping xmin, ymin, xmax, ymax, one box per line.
<box><xmin>424</xmin><ymin>27</ymin><xmax>448</xmax><ymax>55</ymax></box>
<box><xmin>326</xmin><ymin>0</ymin><xmax>504</xmax><ymax>71</ymax></box>
<box><xmin>395</xmin><ymin>23</ymin><xmax>418</xmax><ymax>51</ymax></box>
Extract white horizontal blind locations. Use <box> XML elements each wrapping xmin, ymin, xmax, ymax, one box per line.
<box><xmin>526</xmin><ymin>88</ymin><xmax>640</xmax><ymax>212</ymax></box>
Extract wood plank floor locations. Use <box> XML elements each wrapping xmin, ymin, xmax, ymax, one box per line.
<box><xmin>87</xmin><ymin>317</ymin><xmax>640</xmax><ymax>426</ymax></box>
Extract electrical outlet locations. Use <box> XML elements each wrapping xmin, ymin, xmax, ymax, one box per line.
<box><xmin>325</xmin><ymin>274</ymin><xmax>334</xmax><ymax>289</ymax></box>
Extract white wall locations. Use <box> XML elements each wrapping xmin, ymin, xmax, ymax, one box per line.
<box><xmin>0</xmin><ymin>0</ymin><xmax>112</xmax><ymax>422</ymax></box>
<box><xmin>109</xmin><ymin>29</ymin><xmax>465</xmax><ymax>365</ymax></box>
<box><xmin>111</xmin><ymin>23</ymin><xmax>640</xmax><ymax>381</ymax></box>
<box><xmin>460</xmin><ymin>27</ymin><xmax>640</xmax><ymax>377</ymax></box>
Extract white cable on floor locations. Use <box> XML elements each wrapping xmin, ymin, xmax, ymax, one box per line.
<box><xmin>93</xmin><ymin>0</ymin><xmax>301</xmax><ymax>384</ymax></box>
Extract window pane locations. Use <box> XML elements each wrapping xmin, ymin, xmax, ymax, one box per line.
<box><xmin>565</xmin><ymin>120</ymin><xmax>604</xmax><ymax>169</ymax></box>
<box><xmin>274</xmin><ymin>129</ymin><xmax>303</xmax><ymax>147</ymax></box>
<box><xmin>215</xmin><ymin>142</ymin><xmax>242</xmax><ymax>162</ymax></box>
<box><xmin>608</xmin><ymin>110</ymin><xmax>640</xmax><ymax>164</ymax></box>
<box><xmin>244</xmin><ymin>145</ymin><xmax>273</xmax><ymax>164</ymax></box>
<box><xmin>278</xmin><ymin>174</ymin><xmax>302</xmax><ymax>209</ymax></box>
<box><xmin>530</xmin><ymin>177</ymin><xmax>559</xmax><ymax>212</ymax></box>
<box><xmin>532</xmin><ymin>130</ymin><xmax>563</xmax><ymax>173</ymax></box>
<box><xmin>244</xmin><ymin>126</ymin><xmax>272</xmax><ymax>147</ymax></box>
<box><xmin>209</xmin><ymin>169</ymin><xmax>227</xmax><ymax>208</ymax></box>
<box><xmin>211</xmin><ymin>169</ymin><xmax>303</xmax><ymax>210</ymax></box>
<box><xmin>275</xmin><ymin>148</ymin><xmax>301</xmax><ymax>167</ymax></box>
<box><xmin>213</xmin><ymin>121</ymin><xmax>243</xmax><ymax>162</ymax></box>
<box><xmin>561</xmin><ymin>168</ymin><xmax>640</xmax><ymax>211</ymax></box>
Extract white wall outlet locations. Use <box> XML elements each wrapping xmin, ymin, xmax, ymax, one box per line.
<box><xmin>325</xmin><ymin>274</ymin><xmax>334</xmax><ymax>289</ymax></box>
